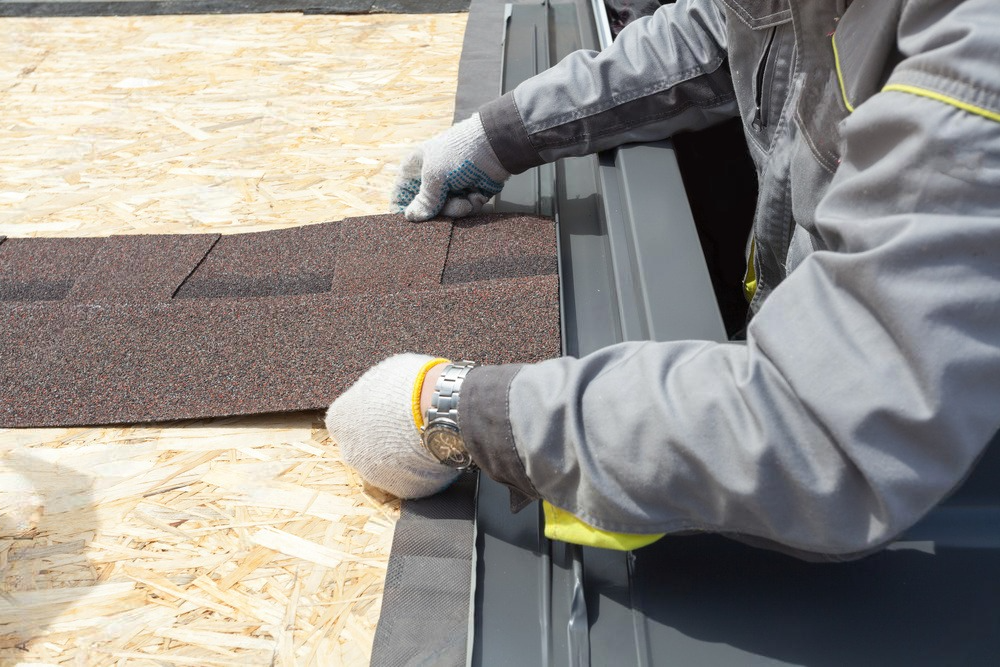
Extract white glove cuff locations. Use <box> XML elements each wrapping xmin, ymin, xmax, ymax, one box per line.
<box><xmin>445</xmin><ymin>113</ymin><xmax>510</xmax><ymax>183</ymax></box>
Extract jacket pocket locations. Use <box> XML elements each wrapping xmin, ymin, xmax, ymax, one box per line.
<box><xmin>831</xmin><ymin>0</ymin><xmax>904</xmax><ymax>113</ymax></box>
<box><xmin>794</xmin><ymin>0</ymin><xmax>904</xmax><ymax>172</ymax></box>
<box><xmin>751</xmin><ymin>26</ymin><xmax>778</xmax><ymax>132</ymax></box>
<box><xmin>737</xmin><ymin>17</ymin><xmax>793</xmax><ymax>151</ymax></box>
<box><xmin>719</xmin><ymin>0</ymin><xmax>791</xmax><ymax>30</ymax></box>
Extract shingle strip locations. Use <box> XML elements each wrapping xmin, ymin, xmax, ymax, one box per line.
<box><xmin>1</xmin><ymin>276</ymin><xmax>558</xmax><ymax>426</ymax></box>
<box><xmin>0</xmin><ymin>213</ymin><xmax>560</xmax><ymax>427</ymax></box>
<box><xmin>0</xmin><ymin>237</ymin><xmax>105</xmax><ymax>302</ymax></box>
<box><xmin>331</xmin><ymin>216</ymin><xmax>452</xmax><ymax>296</ymax></box>
<box><xmin>175</xmin><ymin>224</ymin><xmax>340</xmax><ymax>300</ymax></box>
<box><xmin>68</xmin><ymin>233</ymin><xmax>220</xmax><ymax>303</ymax></box>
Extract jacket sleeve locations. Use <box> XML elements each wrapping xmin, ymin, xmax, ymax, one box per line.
<box><xmin>461</xmin><ymin>0</ymin><xmax>1000</xmax><ymax>558</ymax></box>
<box><xmin>478</xmin><ymin>0</ymin><xmax>737</xmax><ymax>174</ymax></box>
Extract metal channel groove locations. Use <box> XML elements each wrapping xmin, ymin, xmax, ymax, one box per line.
<box><xmin>478</xmin><ymin>5</ymin><xmax>597</xmax><ymax>666</ymax></box>
<box><xmin>477</xmin><ymin>3</ymin><xmax>606</xmax><ymax>666</ymax></box>
<box><xmin>598</xmin><ymin>142</ymin><xmax>727</xmax><ymax>342</ymax></box>
<box><xmin>477</xmin><ymin>1</ymin><xmax>727</xmax><ymax>665</ymax></box>
<box><xmin>379</xmin><ymin>1</ymin><xmax>1000</xmax><ymax>665</ymax></box>
<box><xmin>487</xmin><ymin>2</ymin><xmax>1000</xmax><ymax>664</ymax></box>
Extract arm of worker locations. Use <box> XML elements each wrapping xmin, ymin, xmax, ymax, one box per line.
<box><xmin>392</xmin><ymin>0</ymin><xmax>736</xmax><ymax>221</ymax></box>
<box><xmin>479</xmin><ymin>0</ymin><xmax>736</xmax><ymax>173</ymax></box>
<box><xmin>324</xmin><ymin>352</ymin><xmax>665</xmax><ymax>551</ymax></box>
<box><xmin>460</xmin><ymin>1</ymin><xmax>1000</xmax><ymax>559</ymax></box>
<box><xmin>342</xmin><ymin>1</ymin><xmax>999</xmax><ymax>558</ymax></box>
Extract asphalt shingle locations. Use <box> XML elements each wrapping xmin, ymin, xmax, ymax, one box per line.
<box><xmin>0</xmin><ymin>213</ymin><xmax>560</xmax><ymax>427</ymax></box>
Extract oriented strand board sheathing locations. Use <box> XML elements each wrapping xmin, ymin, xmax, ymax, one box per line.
<box><xmin>0</xmin><ymin>11</ymin><xmax>471</xmax><ymax>665</ymax></box>
<box><xmin>1</xmin><ymin>416</ymin><xmax>397</xmax><ymax>666</ymax></box>
<box><xmin>0</xmin><ymin>12</ymin><xmax>468</xmax><ymax>237</ymax></box>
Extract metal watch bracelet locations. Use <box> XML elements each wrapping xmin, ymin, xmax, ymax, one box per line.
<box><xmin>426</xmin><ymin>360</ymin><xmax>477</xmax><ymax>424</ymax></box>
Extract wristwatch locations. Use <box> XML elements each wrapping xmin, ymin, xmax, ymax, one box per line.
<box><xmin>422</xmin><ymin>360</ymin><xmax>477</xmax><ymax>470</ymax></box>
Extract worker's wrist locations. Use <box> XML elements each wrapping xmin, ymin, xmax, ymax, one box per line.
<box><xmin>479</xmin><ymin>92</ymin><xmax>542</xmax><ymax>175</ymax></box>
<box><xmin>457</xmin><ymin>362</ymin><xmax>540</xmax><ymax>510</ymax></box>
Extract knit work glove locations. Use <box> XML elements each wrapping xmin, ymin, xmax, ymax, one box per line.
<box><xmin>325</xmin><ymin>354</ymin><xmax>459</xmax><ymax>499</ymax></box>
<box><xmin>392</xmin><ymin>113</ymin><xmax>511</xmax><ymax>222</ymax></box>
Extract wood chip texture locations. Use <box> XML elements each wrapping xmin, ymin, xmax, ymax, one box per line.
<box><xmin>1</xmin><ymin>11</ymin><xmax>469</xmax><ymax>665</ymax></box>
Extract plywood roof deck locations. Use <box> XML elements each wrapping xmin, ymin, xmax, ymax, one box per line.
<box><xmin>0</xmin><ymin>11</ymin><xmax>468</xmax><ymax>665</ymax></box>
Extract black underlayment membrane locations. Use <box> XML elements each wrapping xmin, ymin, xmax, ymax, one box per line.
<box><xmin>0</xmin><ymin>213</ymin><xmax>560</xmax><ymax>427</ymax></box>
<box><xmin>371</xmin><ymin>474</ymin><xmax>478</xmax><ymax>666</ymax></box>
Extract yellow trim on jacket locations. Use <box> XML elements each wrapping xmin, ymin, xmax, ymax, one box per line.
<box><xmin>744</xmin><ymin>237</ymin><xmax>758</xmax><ymax>303</ymax></box>
<box><xmin>831</xmin><ymin>33</ymin><xmax>856</xmax><ymax>113</ymax></box>
<box><xmin>882</xmin><ymin>84</ymin><xmax>1000</xmax><ymax>124</ymax></box>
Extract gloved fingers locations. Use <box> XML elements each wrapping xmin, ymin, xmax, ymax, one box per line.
<box><xmin>404</xmin><ymin>171</ymin><xmax>449</xmax><ymax>222</ymax></box>
<box><xmin>391</xmin><ymin>147</ymin><xmax>425</xmax><ymax>212</ymax></box>
<box><xmin>441</xmin><ymin>196</ymin><xmax>474</xmax><ymax>219</ymax></box>
<box><xmin>467</xmin><ymin>191</ymin><xmax>491</xmax><ymax>215</ymax></box>
<box><xmin>439</xmin><ymin>190</ymin><xmax>494</xmax><ymax>219</ymax></box>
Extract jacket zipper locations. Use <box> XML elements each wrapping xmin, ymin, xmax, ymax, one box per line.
<box><xmin>752</xmin><ymin>27</ymin><xmax>778</xmax><ymax>132</ymax></box>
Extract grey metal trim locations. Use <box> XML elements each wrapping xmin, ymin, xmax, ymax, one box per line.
<box><xmin>491</xmin><ymin>2</ymin><xmax>557</xmax><ymax>219</ymax></box>
<box><xmin>589</xmin><ymin>0</ymin><xmax>613</xmax><ymax>49</ymax></box>
<box><xmin>378</xmin><ymin>2</ymin><xmax>1000</xmax><ymax>665</ymax></box>
<box><xmin>454</xmin><ymin>0</ymin><xmax>510</xmax><ymax>122</ymax></box>
<box><xmin>598</xmin><ymin>143</ymin><xmax>726</xmax><ymax>342</ymax></box>
<box><xmin>476</xmin><ymin>3</ymin><xmax>718</xmax><ymax>667</ymax></box>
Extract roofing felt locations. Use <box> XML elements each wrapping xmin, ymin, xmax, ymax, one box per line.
<box><xmin>0</xmin><ymin>213</ymin><xmax>559</xmax><ymax>427</ymax></box>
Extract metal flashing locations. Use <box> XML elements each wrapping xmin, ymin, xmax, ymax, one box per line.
<box><xmin>373</xmin><ymin>1</ymin><xmax>1000</xmax><ymax>664</ymax></box>
<box><xmin>598</xmin><ymin>143</ymin><xmax>726</xmax><ymax>342</ymax></box>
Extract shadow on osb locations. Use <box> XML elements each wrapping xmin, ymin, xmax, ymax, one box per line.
<box><xmin>1</xmin><ymin>452</ymin><xmax>98</xmax><ymax>650</ymax></box>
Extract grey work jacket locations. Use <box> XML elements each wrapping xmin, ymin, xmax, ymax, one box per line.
<box><xmin>460</xmin><ymin>0</ymin><xmax>1000</xmax><ymax>558</ymax></box>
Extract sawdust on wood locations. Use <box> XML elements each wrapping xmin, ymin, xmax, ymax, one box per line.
<box><xmin>0</xmin><ymin>11</ymin><xmax>466</xmax><ymax>238</ymax></box>
<box><xmin>0</xmin><ymin>11</ymin><xmax>467</xmax><ymax>665</ymax></box>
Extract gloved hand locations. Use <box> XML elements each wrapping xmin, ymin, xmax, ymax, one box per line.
<box><xmin>392</xmin><ymin>113</ymin><xmax>511</xmax><ymax>222</ymax></box>
<box><xmin>325</xmin><ymin>354</ymin><xmax>458</xmax><ymax>499</ymax></box>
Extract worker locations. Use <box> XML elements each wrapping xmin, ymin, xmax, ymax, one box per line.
<box><xmin>326</xmin><ymin>0</ymin><xmax>1000</xmax><ymax>559</ymax></box>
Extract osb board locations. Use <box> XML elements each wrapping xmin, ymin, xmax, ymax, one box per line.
<box><xmin>0</xmin><ymin>11</ymin><xmax>468</xmax><ymax>666</ymax></box>
<box><xmin>0</xmin><ymin>11</ymin><xmax>467</xmax><ymax>237</ymax></box>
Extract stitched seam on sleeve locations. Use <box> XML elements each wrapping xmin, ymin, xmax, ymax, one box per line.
<box><xmin>523</xmin><ymin>58</ymin><xmax>726</xmax><ymax>134</ymax></box>
<box><xmin>882</xmin><ymin>83</ymin><xmax>1000</xmax><ymax>123</ymax></box>
<box><xmin>888</xmin><ymin>67</ymin><xmax>1000</xmax><ymax>116</ymax></box>
<box><xmin>506</xmin><ymin>93</ymin><xmax>538</xmax><ymax>160</ymax></box>
<box><xmin>530</xmin><ymin>92</ymin><xmax>736</xmax><ymax>151</ymax></box>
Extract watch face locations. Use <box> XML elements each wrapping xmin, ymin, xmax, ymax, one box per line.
<box><xmin>425</xmin><ymin>422</ymin><xmax>473</xmax><ymax>469</ymax></box>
